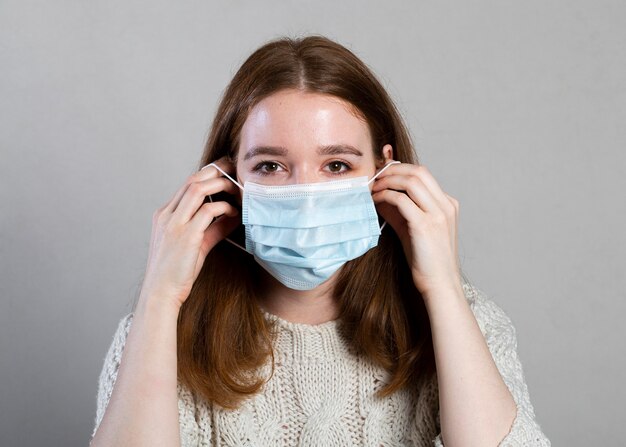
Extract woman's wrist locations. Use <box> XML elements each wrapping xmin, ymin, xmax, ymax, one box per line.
<box><xmin>419</xmin><ymin>279</ymin><xmax>466</xmax><ymax>314</ymax></box>
<box><xmin>136</xmin><ymin>287</ymin><xmax>183</xmax><ymax>319</ymax></box>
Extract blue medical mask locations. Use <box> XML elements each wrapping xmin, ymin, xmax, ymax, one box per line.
<box><xmin>203</xmin><ymin>160</ymin><xmax>400</xmax><ymax>290</ymax></box>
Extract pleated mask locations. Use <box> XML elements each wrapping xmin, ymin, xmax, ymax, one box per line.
<box><xmin>202</xmin><ymin>160</ymin><xmax>400</xmax><ymax>290</ymax></box>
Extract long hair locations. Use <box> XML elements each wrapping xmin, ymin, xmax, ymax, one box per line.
<box><xmin>176</xmin><ymin>35</ymin><xmax>439</xmax><ymax>409</ymax></box>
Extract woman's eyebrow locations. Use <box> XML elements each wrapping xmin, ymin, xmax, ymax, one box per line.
<box><xmin>244</xmin><ymin>146</ymin><xmax>288</xmax><ymax>161</ymax></box>
<box><xmin>243</xmin><ymin>144</ymin><xmax>363</xmax><ymax>161</ymax></box>
<box><xmin>317</xmin><ymin>144</ymin><xmax>363</xmax><ymax>157</ymax></box>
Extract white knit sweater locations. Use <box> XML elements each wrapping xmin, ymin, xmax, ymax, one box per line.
<box><xmin>90</xmin><ymin>282</ymin><xmax>551</xmax><ymax>446</ymax></box>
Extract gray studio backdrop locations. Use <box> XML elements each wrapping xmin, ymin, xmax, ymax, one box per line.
<box><xmin>1</xmin><ymin>1</ymin><xmax>623</xmax><ymax>445</ymax></box>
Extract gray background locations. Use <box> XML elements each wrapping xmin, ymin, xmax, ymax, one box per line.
<box><xmin>1</xmin><ymin>1</ymin><xmax>623</xmax><ymax>445</ymax></box>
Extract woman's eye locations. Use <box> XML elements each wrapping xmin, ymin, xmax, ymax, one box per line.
<box><xmin>326</xmin><ymin>161</ymin><xmax>350</xmax><ymax>173</ymax></box>
<box><xmin>253</xmin><ymin>161</ymin><xmax>283</xmax><ymax>174</ymax></box>
<box><xmin>262</xmin><ymin>162</ymin><xmax>279</xmax><ymax>172</ymax></box>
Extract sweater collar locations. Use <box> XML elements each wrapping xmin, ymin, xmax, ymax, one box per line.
<box><xmin>260</xmin><ymin>307</ymin><xmax>341</xmax><ymax>333</ymax></box>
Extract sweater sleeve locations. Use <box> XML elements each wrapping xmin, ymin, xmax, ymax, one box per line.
<box><xmin>89</xmin><ymin>312</ymin><xmax>204</xmax><ymax>446</ymax></box>
<box><xmin>89</xmin><ymin>312</ymin><xmax>134</xmax><ymax>443</ymax></box>
<box><xmin>431</xmin><ymin>282</ymin><xmax>551</xmax><ymax>446</ymax></box>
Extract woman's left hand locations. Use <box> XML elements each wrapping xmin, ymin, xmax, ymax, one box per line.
<box><xmin>371</xmin><ymin>160</ymin><xmax>462</xmax><ymax>298</ymax></box>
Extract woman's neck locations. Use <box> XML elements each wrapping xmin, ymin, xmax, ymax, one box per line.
<box><xmin>257</xmin><ymin>271</ymin><xmax>340</xmax><ymax>325</ymax></box>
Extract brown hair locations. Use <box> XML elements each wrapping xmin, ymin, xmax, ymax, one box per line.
<box><xmin>176</xmin><ymin>34</ymin><xmax>437</xmax><ymax>409</ymax></box>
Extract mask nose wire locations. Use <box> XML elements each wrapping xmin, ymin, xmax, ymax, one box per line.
<box><xmin>199</xmin><ymin>162</ymin><xmax>248</xmax><ymax>252</ymax></box>
<box><xmin>367</xmin><ymin>160</ymin><xmax>401</xmax><ymax>231</ymax></box>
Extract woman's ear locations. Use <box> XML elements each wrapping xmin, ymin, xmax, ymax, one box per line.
<box><xmin>382</xmin><ymin>144</ymin><xmax>394</xmax><ymax>163</ymax></box>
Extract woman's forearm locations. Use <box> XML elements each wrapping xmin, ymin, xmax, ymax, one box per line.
<box><xmin>90</xmin><ymin>293</ymin><xmax>182</xmax><ymax>447</ymax></box>
<box><xmin>423</xmin><ymin>283</ymin><xmax>517</xmax><ymax>447</ymax></box>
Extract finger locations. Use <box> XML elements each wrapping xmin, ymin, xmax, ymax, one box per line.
<box><xmin>372</xmin><ymin>189</ymin><xmax>426</xmax><ymax>225</ymax></box>
<box><xmin>374</xmin><ymin>163</ymin><xmax>453</xmax><ymax>213</ymax></box>
<box><xmin>187</xmin><ymin>201</ymin><xmax>240</xmax><ymax>252</ymax></box>
<box><xmin>192</xmin><ymin>207</ymin><xmax>241</xmax><ymax>256</ymax></box>
<box><xmin>371</xmin><ymin>174</ymin><xmax>441</xmax><ymax>214</ymax></box>
<box><xmin>188</xmin><ymin>200</ymin><xmax>239</xmax><ymax>233</ymax></box>
<box><xmin>163</xmin><ymin>166</ymin><xmax>224</xmax><ymax>215</ymax></box>
<box><xmin>170</xmin><ymin>177</ymin><xmax>240</xmax><ymax>225</ymax></box>
<box><xmin>444</xmin><ymin>192</ymin><xmax>459</xmax><ymax>213</ymax></box>
<box><xmin>199</xmin><ymin>155</ymin><xmax>236</xmax><ymax>175</ymax></box>
<box><xmin>198</xmin><ymin>156</ymin><xmax>238</xmax><ymax>184</ymax></box>
<box><xmin>164</xmin><ymin>156</ymin><xmax>236</xmax><ymax>214</ymax></box>
<box><xmin>414</xmin><ymin>167</ymin><xmax>457</xmax><ymax>213</ymax></box>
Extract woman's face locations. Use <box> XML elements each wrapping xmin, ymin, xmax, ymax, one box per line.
<box><xmin>236</xmin><ymin>89</ymin><xmax>392</xmax><ymax>186</ymax></box>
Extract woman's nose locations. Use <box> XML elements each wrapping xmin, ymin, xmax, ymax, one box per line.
<box><xmin>291</xmin><ymin>166</ymin><xmax>318</xmax><ymax>184</ymax></box>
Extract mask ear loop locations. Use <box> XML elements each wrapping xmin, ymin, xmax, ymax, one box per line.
<box><xmin>367</xmin><ymin>160</ymin><xmax>401</xmax><ymax>231</ymax></box>
<box><xmin>200</xmin><ymin>162</ymin><xmax>244</xmax><ymax>189</ymax></box>
<box><xmin>199</xmin><ymin>162</ymin><xmax>247</xmax><ymax>252</ymax></box>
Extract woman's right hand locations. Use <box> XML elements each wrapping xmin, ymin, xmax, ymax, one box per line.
<box><xmin>138</xmin><ymin>156</ymin><xmax>241</xmax><ymax>311</ymax></box>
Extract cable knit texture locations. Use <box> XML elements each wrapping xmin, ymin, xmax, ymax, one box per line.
<box><xmin>90</xmin><ymin>281</ymin><xmax>551</xmax><ymax>446</ymax></box>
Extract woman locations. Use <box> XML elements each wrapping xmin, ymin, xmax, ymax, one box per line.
<box><xmin>90</xmin><ymin>35</ymin><xmax>550</xmax><ymax>446</ymax></box>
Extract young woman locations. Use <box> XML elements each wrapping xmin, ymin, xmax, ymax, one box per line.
<box><xmin>90</xmin><ymin>35</ymin><xmax>550</xmax><ymax>446</ymax></box>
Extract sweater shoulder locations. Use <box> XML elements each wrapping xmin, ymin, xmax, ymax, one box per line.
<box><xmin>97</xmin><ymin>312</ymin><xmax>134</xmax><ymax>390</ymax></box>
<box><xmin>91</xmin><ymin>312</ymin><xmax>134</xmax><ymax>441</ymax></box>
<box><xmin>462</xmin><ymin>280</ymin><xmax>518</xmax><ymax>351</ymax></box>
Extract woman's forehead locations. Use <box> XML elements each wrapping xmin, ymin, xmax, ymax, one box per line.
<box><xmin>239</xmin><ymin>90</ymin><xmax>372</xmax><ymax>156</ymax></box>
